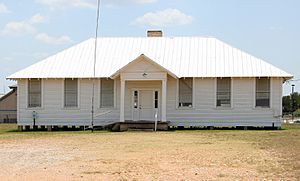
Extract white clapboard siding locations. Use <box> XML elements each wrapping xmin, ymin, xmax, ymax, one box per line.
<box><xmin>18</xmin><ymin>77</ymin><xmax>283</xmax><ymax>127</ymax></box>
<box><xmin>18</xmin><ymin>79</ymin><xmax>119</xmax><ymax>126</ymax></box>
<box><xmin>166</xmin><ymin>77</ymin><xmax>282</xmax><ymax>127</ymax></box>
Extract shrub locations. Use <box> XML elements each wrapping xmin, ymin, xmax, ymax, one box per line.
<box><xmin>293</xmin><ymin>108</ymin><xmax>300</xmax><ymax>118</ymax></box>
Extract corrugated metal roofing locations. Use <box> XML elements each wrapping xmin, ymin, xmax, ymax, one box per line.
<box><xmin>7</xmin><ymin>37</ymin><xmax>293</xmax><ymax>79</ymax></box>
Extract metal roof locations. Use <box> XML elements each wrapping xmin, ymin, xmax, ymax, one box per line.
<box><xmin>7</xmin><ymin>37</ymin><xmax>293</xmax><ymax>79</ymax></box>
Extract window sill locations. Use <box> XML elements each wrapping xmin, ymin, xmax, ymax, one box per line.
<box><xmin>214</xmin><ymin>107</ymin><xmax>233</xmax><ymax>110</ymax></box>
<box><xmin>26</xmin><ymin>107</ymin><xmax>44</xmax><ymax>110</ymax></box>
<box><xmin>98</xmin><ymin>107</ymin><xmax>116</xmax><ymax>110</ymax></box>
<box><xmin>253</xmin><ymin>107</ymin><xmax>271</xmax><ymax>110</ymax></box>
<box><xmin>62</xmin><ymin>107</ymin><xmax>80</xmax><ymax>110</ymax></box>
<box><xmin>176</xmin><ymin>107</ymin><xmax>195</xmax><ymax>110</ymax></box>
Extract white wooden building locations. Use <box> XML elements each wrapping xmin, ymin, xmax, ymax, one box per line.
<box><xmin>7</xmin><ymin>31</ymin><xmax>292</xmax><ymax>128</ymax></box>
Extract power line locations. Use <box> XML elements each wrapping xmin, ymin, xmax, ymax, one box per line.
<box><xmin>91</xmin><ymin>0</ymin><xmax>101</xmax><ymax>133</ymax></box>
<box><xmin>289</xmin><ymin>79</ymin><xmax>300</xmax><ymax>82</ymax></box>
<box><xmin>284</xmin><ymin>78</ymin><xmax>300</xmax><ymax>85</ymax></box>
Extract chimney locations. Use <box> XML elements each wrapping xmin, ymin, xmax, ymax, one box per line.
<box><xmin>147</xmin><ymin>30</ymin><xmax>163</xmax><ymax>37</ymax></box>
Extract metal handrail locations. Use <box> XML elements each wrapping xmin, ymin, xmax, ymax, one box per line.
<box><xmin>94</xmin><ymin>110</ymin><xmax>113</xmax><ymax>118</ymax></box>
<box><xmin>154</xmin><ymin>109</ymin><xmax>158</xmax><ymax>131</ymax></box>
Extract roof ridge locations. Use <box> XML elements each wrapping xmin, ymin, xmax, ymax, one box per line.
<box><xmin>93</xmin><ymin>36</ymin><xmax>216</xmax><ymax>39</ymax></box>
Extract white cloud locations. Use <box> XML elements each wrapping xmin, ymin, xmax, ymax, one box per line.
<box><xmin>1</xmin><ymin>14</ymin><xmax>46</xmax><ymax>36</ymax></box>
<box><xmin>29</xmin><ymin>14</ymin><xmax>47</xmax><ymax>24</ymax></box>
<box><xmin>1</xmin><ymin>21</ymin><xmax>36</xmax><ymax>36</ymax></box>
<box><xmin>0</xmin><ymin>3</ymin><xmax>10</xmax><ymax>13</ymax></box>
<box><xmin>104</xmin><ymin>0</ymin><xmax>157</xmax><ymax>6</ymax></box>
<box><xmin>36</xmin><ymin>0</ymin><xmax>97</xmax><ymax>9</ymax></box>
<box><xmin>36</xmin><ymin>0</ymin><xmax>157</xmax><ymax>9</ymax></box>
<box><xmin>133</xmin><ymin>9</ymin><xmax>194</xmax><ymax>27</ymax></box>
<box><xmin>35</xmin><ymin>33</ymin><xmax>74</xmax><ymax>45</ymax></box>
<box><xmin>1</xmin><ymin>13</ymin><xmax>73</xmax><ymax>45</ymax></box>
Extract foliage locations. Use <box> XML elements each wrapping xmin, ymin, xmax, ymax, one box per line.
<box><xmin>282</xmin><ymin>92</ymin><xmax>300</xmax><ymax>114</ymax></box>
<box><xmin>293</xmin><ymin>108</ymin><xmax>300</xmax><ymax>118</ymax></box>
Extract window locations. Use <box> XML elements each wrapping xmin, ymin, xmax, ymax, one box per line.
<box><xmin>64</xmin><ymin>79</ymin><xmax>78</xmax><ymax>107</ymax></box>
<box><xmin>217</xmin><ymin>78</ymin><xmax>231</xmax><ymax>107</ymax></box>
<box><xmin>179</xmin><ymin>78</ymin><xmax>193</xmax><ymax>107</ymax></box>
<box><xmin>28</xmin><ymin>79</ymin><xmax>41</xmax><ymax>108</ymax></box>
<box><xmin>100</xmin><ymin>78</ymin><xmax>114</xmax><ymax>107</ymax></box>
<box><xmin>256</xmin><ymin>78</ymin><xmax>270</xmax><ymax>107</ymax></box>
<box><xmin>133</xmin><ymin>91</ymin><xmax>138</xmax><ymax>109</ymax></box>
<box><xmin>154</xmin><ymin>91</ymin><xmax>158</xmax><ymax>108</ymax></box>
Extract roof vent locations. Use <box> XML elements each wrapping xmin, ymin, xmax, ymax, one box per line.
<box><xmin>147</xmin><ymin>30</ymin><xmax>163</xmax><ymax>37</ymax></box>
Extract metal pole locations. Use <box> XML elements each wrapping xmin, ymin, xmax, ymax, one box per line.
<box><xmin>291</xmin><ymin>84</ymin><xmax>295</xmax><ymax>123</ymax></box>
<box><xmin>154</xmin><ymin>109</ymin><xmax>158</xmax><ymax>132</ymax></box>
<box><xmin>91</xmin><ymin>0</ymin><xmax>101</xmax><ymax>133</ymax></box>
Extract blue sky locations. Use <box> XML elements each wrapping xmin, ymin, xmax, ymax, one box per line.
<box><xmin>0</xmin><ymin>0</ymin><xmax>299</xmax><ymax>95</ymax></box>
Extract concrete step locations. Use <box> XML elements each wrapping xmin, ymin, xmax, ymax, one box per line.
<box><xmin>127</xmin><ymin>128</ymin><xmax>154</xmax><ymax>132</ymax></box>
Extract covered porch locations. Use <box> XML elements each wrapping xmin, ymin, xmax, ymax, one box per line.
<box><xmin>110</xmin><ymin>54</ymin><xmax>177</xmax><ymax>123</ymax></box>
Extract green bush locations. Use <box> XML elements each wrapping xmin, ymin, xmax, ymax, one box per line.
<box><xmin>293</xmin><ymin>108</ymin><xmax>300</xmax><ymax>118</ymax></box>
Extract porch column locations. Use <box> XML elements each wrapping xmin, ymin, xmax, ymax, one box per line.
<box><xmin>120</xmin><ymin>80</ymin><xmax>125</xmax><ymax>122</ymax></box>
<box><xmin>162</xmin><ymin>79</ymin><xmax>167</xmax><ymax>122</ymax></box>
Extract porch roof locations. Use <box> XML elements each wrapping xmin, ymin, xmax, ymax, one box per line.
<box><xmin>110</xmin><ymin>54</ymin><xmax>177</xmax><ymax>79</ymax></box>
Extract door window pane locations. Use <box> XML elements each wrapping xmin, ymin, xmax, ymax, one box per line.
<box><xmin>134</xmin><ymin>91</ymin><xmax>138</xmax><ymax>108</ymax></box>
<box><xmin>154</xmin><ymin>91</ymin><xmax>158</xmax><ymax>108</ymax></box>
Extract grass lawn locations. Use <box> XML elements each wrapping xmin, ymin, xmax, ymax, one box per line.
<box><xmin>0</xmin><ymin>124</ymin><xmax>299</xmax><ymax>180</ymax></box>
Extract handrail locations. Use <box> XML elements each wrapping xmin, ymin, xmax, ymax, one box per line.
<box><xmin>94</xmin><ymin>110</ymin><xmax>113</xmax><ymax>118</ymax></box>
<box><xmin>154</xmin><ymin>109</ymin><xmax>158</xmax><ymax>131</ymax></box>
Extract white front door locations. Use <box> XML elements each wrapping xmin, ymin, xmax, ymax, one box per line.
<box><xmin>132</xmin><ymin>90</ymin><xmax>159</xmax><ymax>121</ymax></box>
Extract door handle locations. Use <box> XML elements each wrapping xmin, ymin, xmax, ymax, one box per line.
<box><xmin>139</xmin><ymin>105</ymin><xmax>142</xmax><ymax>109</ymax></box>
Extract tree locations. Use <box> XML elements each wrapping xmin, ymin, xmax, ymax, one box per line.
<box><xmin>282</xmin><ymin>95</ymin><xmax>292</xmax><ymax>114</ymax></box>
<box><xmin>283</xmin><ymin>92</ymin><xmax>300</xmax><ymax>115</ymax></box>
<box><xmin>294</xmin><ymin>108</ymin><xmax>300</xmax><ymax>117</ymax></box>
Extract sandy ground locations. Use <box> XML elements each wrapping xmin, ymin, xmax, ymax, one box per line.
<box><xmin>0</xmin><ymin>127</ymin><xmax>299</xmax><ymax>180</ymax></box>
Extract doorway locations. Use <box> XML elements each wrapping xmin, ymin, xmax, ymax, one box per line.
<box><xmin>132</xmin><ymin>89</ymin><xmax>159</xmax><ymax>121</ymax></box>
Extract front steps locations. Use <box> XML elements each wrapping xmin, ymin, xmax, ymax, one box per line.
<box><xmin>111</xmin><ymin>121</ymin><xmax>169</xmax><ymax>132</ymax></box>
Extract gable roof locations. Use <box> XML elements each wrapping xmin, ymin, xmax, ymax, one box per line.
<box><xmin>110</xmin><ymin>54</ymin><xmax>177</xmax><ymax>79</ymax></box>
<box><xmin>7</xmin><ymin>37</ymin><xmax>292</xmax><ymax>79</ymax></box>
<box><xmin>0</xmin><ymin>88</ymin><xmax>16</xmax><ymax>102</ymax></box>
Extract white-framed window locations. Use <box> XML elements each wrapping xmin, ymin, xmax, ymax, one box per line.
<box><xmin>28</xmin><ymin>79</ymin><xmax>41</xmax><ymax>108</ymax></box>
<box><xmin>178</xmin><ymin>78</ymin><xmax>193</xmax><ymax>107</ymax></box>
<box><xmin>216</xmin><ymin>78</ymin><xmax>231</xmax><ymax>107</ymax></box>
<box><xmin>64</xmin><ymin>78</ymin><xmax>78</xmax><ymax>107</ymax></box>
<box><xmin>100</xmin><ymin>78</ymin><xmax>114</xmax><ymax>108</ymax></box>
<box><xmin>256</xmin><ymin>78</ymin><xmax>270</xmax><ymax>108</ymax></box>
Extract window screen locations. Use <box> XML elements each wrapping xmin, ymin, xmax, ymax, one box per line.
<box><xmin>28</xmin><ymin>79</ymin><xmax>41</xmax><ymax>107</ymax></box>
<box><xmin>64</xmin><ymin>79</ymin><xmax>78</xmax><ymax>107</ymax></box>
<box><xmin>256</xmin><ymin>78</ymin><xmax>270</xmax><ymax>107</ymax></box>
<box><xmin>217</xmin><ymin>78</ymin><xmax>231</xmax><ymax>107</ymax></box>
<box><xmin>100</xmin><ymin>78</ymin><xmax>114</xmax><ymax>107</ymax></box>
<box><xmin>179</xmin><ymin>78</ymin><xmax>193</xmax><ymax>107</ymax></box>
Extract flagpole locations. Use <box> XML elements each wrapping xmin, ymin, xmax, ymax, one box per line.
<box><xmin>92</xmin><ymin>0</ymin><xmax>101</xmax><ymax>132</ymax></box>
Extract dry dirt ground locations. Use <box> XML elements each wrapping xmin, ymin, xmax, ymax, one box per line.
<box><xmin>0</xmin><ymin>124</ymin><xmax>299</xmax><ymax>180</ymax></box>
